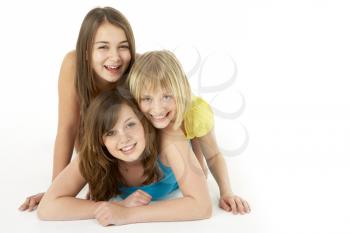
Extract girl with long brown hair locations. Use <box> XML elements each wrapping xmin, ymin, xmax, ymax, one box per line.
<box><xmin>19</xmin><ymin>6</ymin><xmax>136</xmax><ymax>211</ymax></box>
<box><xmin>37</xmin><ymin>89</ymin><xmax>212</xmax><ymax>226</ymax></box>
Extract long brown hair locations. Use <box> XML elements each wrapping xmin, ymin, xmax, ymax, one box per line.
<box><xmin>75</xmin><ymin>7</ymin><xmax>136</xmax><ymax>143</ymax></box>
<box><xmin>79</xmin><ymin>88</ymin><xmax>161</xmax><ymax>201</ymax></box>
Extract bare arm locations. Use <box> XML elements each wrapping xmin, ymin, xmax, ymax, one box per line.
<box><xmin>37</xmin><ymin>157</ymin><xmax>99</xmax><ymax>220</ymax></box>
<box><xmin>52</xmin><ymin>51</ymin><xmax>80</xmax><ymax>180</ymax></box>
<box><xmin>196</xmin><ymin>129</ymin><xmax>233</xmax><ymax>196</ymax></box>
<box><xmin>97</xmin><ymin>131</ymin><xmax>212</xmax><ymax>225</ymax></box>
<box><xmin>196</xmin><ymin>130</ymin><xmax>250</xmax><ymax>214</ymax></box>
<box><xmin>18</xmin><ymin>51</ymin><xmax>80</xmax><ymax>212</ymax></box>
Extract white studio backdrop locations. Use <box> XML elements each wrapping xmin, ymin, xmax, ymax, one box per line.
<box><xmin>0</xmin><ymin>0</ymin><xmax>349</xmax><ymax>233</ymax></box>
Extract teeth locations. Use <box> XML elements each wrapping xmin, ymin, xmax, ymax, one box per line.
<box><xmin>105</xmin><ymin>65</ymin><xmax>120</xmax><ymax>69</ymax></box>
<box><xmin>120</xmin><ymin>144</ymin><xmax>135</xmax><ymax>152</ymax></box>
<box><xmin>152</xmin><ymin>115</ymin><xmax>166</xmax><ymax>120</ymax></box>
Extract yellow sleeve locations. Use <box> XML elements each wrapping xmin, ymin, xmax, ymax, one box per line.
<box><xmin>184</xmin><ymin>96</ymin><xmax>214</xmax><ymax>139</ymax></box>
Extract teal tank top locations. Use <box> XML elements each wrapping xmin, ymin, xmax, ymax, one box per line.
<box><xmin>118</xmin><ymin>158</ymin><xmax>179</xmax><ymax>201</ymax></box>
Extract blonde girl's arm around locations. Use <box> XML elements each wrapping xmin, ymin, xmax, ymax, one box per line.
<box><xmin>94</xmin><ymin>130</ymin><xmax>212</xmax><ymax>226</ymax></box>
<box><xmin>195</xmin><ymin>129</ymin><xmax>250</xmax><ymax>215</ymax></box>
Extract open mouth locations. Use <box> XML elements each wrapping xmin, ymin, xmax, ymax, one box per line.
<box><xmin>119</xmin><ymin>143</ymin><xmax>137</xmax><ymax>154</ymax></box>
<box><xmin>150</xmin><ymin>112</ymin><xmax>170</xmax><ymax>122</ymax></box>
<box><xmin>104</xmin><ymin>64</ymin><xmax>122</xmax><ymax>73</ymax></box>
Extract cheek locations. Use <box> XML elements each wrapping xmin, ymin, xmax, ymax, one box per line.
<box><xmin>92</xmin><ymin>51</ymin><xmax>106</xmax><ymax>65</ymax></box>
<box><xmin>169</xmin><ymin>101</ymin><xmax>177</xmax><ymax>112</ymax></box>
<box><xmin>139</xmin><ymin>103</ymin><xmax>149</xmax><ymax>114</ymax></box>
<box><xmin>121</xmin><ymin>50</ymin><xmax>131</xmax><ymax>64</ymax></box>
<box><xmin>103</xmin><ymin>140</ymin><xmax>112</xmax><ymax>153</ymax></box>
<box><xmin>135</xmin><ymin>126</ymin><xmax>146</xmax><ymax>146</ymax></box>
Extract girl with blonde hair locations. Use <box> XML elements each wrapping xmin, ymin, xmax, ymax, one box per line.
<box><xmin>128</xmin><ymin>50</ymin><xmax>250</xmax><ymax>215</ymax></box>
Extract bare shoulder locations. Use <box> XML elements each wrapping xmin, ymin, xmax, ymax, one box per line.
<box><xmin>160</xmin><ymin>129</ymin><xmax>192</xmax><ymax>160</ymax></box>
<box><xmin>63</xmin><ymin>50</ymin><xmax>76</xmax><ymax>66</ymax></box>
<box><xmin>58</xmin><ymin>50</ymin><xmax>79</xmax><ymax>114</ymax></box>
<box><xmin>58</xmin><ymin>50</ymin><xmax>77</xmax><ymax>97</ymax></box>
<box><xmin>59</xmin><ymin>50</ymin><xmax>76</xmax><ymax>84</ymax></box>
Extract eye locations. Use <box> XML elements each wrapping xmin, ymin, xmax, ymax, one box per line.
<box><xmin>163</xmin><ymin>95</ymin><xmax>173</xmax><ymax>101</ymax></box>
<box><xmin>98</xmin><ymin>45</ymin><xmax>108</xmax><ymax>50</ymax></box>
<box><xmin>141</xmin><ymin>97</ymin><xmax>152</xmax><ymax>103</ymax></box>
<box><xmin>126</xmin><ymin>122</ymin><xmax>136</xmax><ymax>128</ymax></box>
<box><xmin>105</xmin><ymin>130</ymin><xmax>116</xmax><ymax>136</ymax></box>
<box><xmin>119</xmin><ymin>44</ymin><xmax>129</xmax><ymax>49</ymax></box>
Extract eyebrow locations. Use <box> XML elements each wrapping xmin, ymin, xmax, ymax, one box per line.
<box><xmin>124</xmin><ymin>117</ymin><xmax>134</xmax><ymax>123</ymax></box>
<box><xmin>95</xmin><ymin>40</ymin><xmax>129</xmax><ymax>44</ymax></box>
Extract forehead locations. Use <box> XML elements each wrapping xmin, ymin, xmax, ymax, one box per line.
<box><xmin>114</xmin><ymin>104</ymin><xmax>138</xmax><ymax>125</ymax></box>
<box><xmin>94</xmin><ymin>22</ymin><xmax>127</xmax><ymax>43</ymax></box>
<box><xmin>141</xmin><ymin>84</ymin><xmax>171</xmax><ymax>95</ymax></box>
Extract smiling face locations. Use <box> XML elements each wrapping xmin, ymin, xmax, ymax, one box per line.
<box><xmin>102</xmin><ymin>104</ymin><xmax>146</xmax><ymax>163</ymax></box>
<box><xmin>139</xmin><ymin>86</ymin><xmax>177</xmax><ymax>129</ymax></box>
<box><xmin>92</xmin><ymin>21</ymin><xmax>131</xmax><ymax>88</ymax></box>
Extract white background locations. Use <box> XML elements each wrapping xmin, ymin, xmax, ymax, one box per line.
<box><xmin>1</xmin><ymin>0</ymin><xmax>349</xmax><ymax>232</ymax></box>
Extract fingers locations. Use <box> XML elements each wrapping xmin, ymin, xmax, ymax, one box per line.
<box><xmin>233</xmin><ymin>197</ymin><xmax>245</xmax><ymax>214</ymax></box>
<box><xmin>219</xmin><ymin>199</ymin><xmax>231</xmax><ymax>212</ymax></box>
<box><xmin>227</xmin><ymin>198</ymin><xmax>238</xmax><ymax>214</ymax></box>
<box><xmin>18</xmin><ymin>197</ymin><xmax>30</xmax><ymax>211</ymax></box>
<box><xmin>28</xmin><ymin>197</ymin><xmax>38</xmax><ymax>211</ymax></box>
<box><xmin>95</xmin><ymin>202</ymin><xmax>111</xmax><ymax>227</ymax></box>
<box><xmin>221</xmin><ymin>195</ymin><xmax>251</xmax><ymax>215</ymax></box>
<box><xmin>19</xmin><ymin>193</ymin><xmax>44</xmax><ymax>211</ymax></box>
<box><xmin>135</xmin><ymin>190</ymin><xmax>152</xmax><ymax>200</ymax></box>
<box><xmin>242</xmin><ymin>199</ymin><xmax>251</xmax><ymax>213</ymax></box>
<box><xmin>121</xmin><ymin>190</ymin><xmax>152</xmax><ymax>207</ymax></box>
<box><xmin>132</xmin><ymin>190</ymin><xmax>152</xmax><ymax>204</ymax></box>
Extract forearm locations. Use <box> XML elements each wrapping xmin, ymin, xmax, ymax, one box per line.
<box><xmin>52</xmin><ymin>130</ymin><xmax>77</xmax><ymax>180</ymax></box>
<box><xmin>127</xmin><ymin>196</ymin><xmax>212</xmax><ymax>224</ymax></box>
<box><xmin>37</xmin><ymin>197</ymin><xmax>98</xmax><ymax>221</ymax></box>
<box><xmin>206</xmin><ymin>154</ymin><xmax>233</xmax><ymax>196</ymax></box>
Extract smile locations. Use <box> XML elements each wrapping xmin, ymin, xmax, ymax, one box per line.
<box><xmin>150</xmin><ymin>112</ymin><xmax>169</xmax><ymax>122</ymax></box>
<box><xmin>104</xmin><ymin>64</ymin><xmax>122</xmax><ymax>72</ymax></box>
<box><xmin>120</xmin><ymin>143</ymin><xmax>137</xmax><ymax>154</ymax></box>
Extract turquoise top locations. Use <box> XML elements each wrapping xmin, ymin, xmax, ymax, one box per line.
<box><xmin>118</xmin><ymin>158</ymin><xmax>179</xmax><ymax>201</ymax></box>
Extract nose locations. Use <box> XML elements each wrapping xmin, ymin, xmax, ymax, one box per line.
<box><xmin>118</xmin><ymin>129</ymin><xmax>131</xmax><ymax>145</ymax></box>
<box><xmin>109</xmin><ymin>48</ymin><xmax>120</xmax><ymax>62</ymax></box>
<box><xmin>150</xmin><ymin>99</ymin><xmax>165</xmax><ymax>115</ymax></box>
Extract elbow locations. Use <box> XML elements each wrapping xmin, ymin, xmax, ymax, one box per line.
<box><xmin>191</xmin><ymin>197</ymin><xmax>212</xmax><ymax>220</ymax></box>
<box><xmin>200</xmin><ymin>201</ymin><xmax>212</xmax><ymax>219</ymax></box>
<box><xmin>37</xmin><ymin>207</ymin><xmax>48</xmax><ymax>221</ymax></box>
<box><xmin>37</xmin><ymin>203</ymin><xmax>49</xmax><ymax>221</ymax></box>
<box><xmin>37</xmin><ymin>201</ymin><xmax>54</xmax><ymax>221</ymax></box>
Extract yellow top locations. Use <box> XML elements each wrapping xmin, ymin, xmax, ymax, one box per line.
<box><xmin>183</xmin><ymin>96</ymin><xmax>214</xmax><ymax>139</ymax></box>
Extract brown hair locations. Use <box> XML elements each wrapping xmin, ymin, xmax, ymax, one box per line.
<box><xmin>79</xmin><ymin>88</ymin><xmax>161</xmax><ymax>201</ymax></box>
<box><xmin>75</xmin><ymin>7</ymin><xmax>136</xmax><ymax>143</ymax></box>
<box><xmin>128</xmin><ymin>50</ymin><xmax>192</xmax><ymax>129</ymax></box>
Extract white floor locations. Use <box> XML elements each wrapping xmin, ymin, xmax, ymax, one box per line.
<box><xmin>1</xmin><ymin>0</ymin><xmax>350</xmax><ymax>232</ymax></box>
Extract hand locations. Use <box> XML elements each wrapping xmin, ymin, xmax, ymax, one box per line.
<box><xmin>95</xmin><ymin>202</ymin><xmax>130</xmax><ymax>226</ymax></box>
<box><xmin>219</xmin><ymin>194</ymin><xmax>251</xmax><ymax>215</ymax></box>
<box><xmin>119</xmin><ymin>189</ymin><xmax>152</xmax><ymax>208</ymax></box>
<box><xmin>18</xmin><ymin>192</ymin><xmax>45</xmax><ymax>211</ymax></box>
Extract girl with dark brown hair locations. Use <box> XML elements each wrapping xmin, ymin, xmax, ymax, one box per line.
<box><xmin>37</xmin><ymin>89</ymin><xmax>211</xmax><ymax>226</ymax></box>
<box><xmin>19</xmin><ymin>6</ymin><xmax>136</xmax><ymax>211</ymax></box>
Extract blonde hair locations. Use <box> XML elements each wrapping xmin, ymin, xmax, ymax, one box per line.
<box><xmin>127</xmin><ymin>50</ymin><xmax>191</xmax><ymax>129</ymax></box>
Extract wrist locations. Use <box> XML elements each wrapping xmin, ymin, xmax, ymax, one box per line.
<box><xmin>220</xmin><ymin>188</ymin><xmax>234</xmax><ymax>197</ymax></box>
<box><xmin>123</xmin><ymin>206</ymin><xmax>134</xmax><ymax>224</ymax></box>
